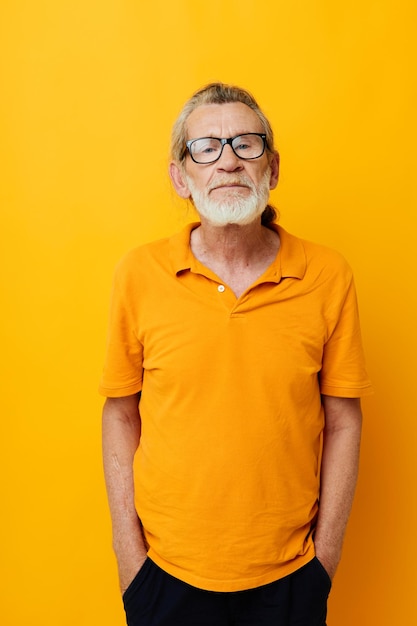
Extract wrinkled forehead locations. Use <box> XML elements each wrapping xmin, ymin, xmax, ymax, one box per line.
<box><xmin>185</xmin><ymin>102</ymin><xmax>265</xmax><ymax>140</ymax></box>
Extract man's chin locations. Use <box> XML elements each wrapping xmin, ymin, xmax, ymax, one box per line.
<box><xmin>191</xmin><ymin>185</ymin><xmax>268</xmax><ymax>227</ymax></box>
<box><xmin>201</xmin><ymin>208</ymin><xmax>264</xmax><ymax>228</ymax></box>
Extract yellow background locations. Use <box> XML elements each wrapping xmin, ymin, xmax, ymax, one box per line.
<box><xmin>1</xmin><ymin>1</ymin><xmax>416</xmax><ymax>624</ymax></box>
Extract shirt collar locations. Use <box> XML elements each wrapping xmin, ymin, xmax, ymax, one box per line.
<box><xmin>169</xmin><ymin>222</ymin><xmax>307</xmax><ymax>283</ymax></box>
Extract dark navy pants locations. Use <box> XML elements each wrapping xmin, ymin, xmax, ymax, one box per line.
<box><xmin>122</xmin><ymin>557</ymin><xmax>331</xmax><ymax>626</ymax></box>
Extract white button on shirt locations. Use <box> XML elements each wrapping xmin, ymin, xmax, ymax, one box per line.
<box><xmin>217</xmin><ymin>285</ymin><xmax>225</xmax><ymax>293</ymax></box>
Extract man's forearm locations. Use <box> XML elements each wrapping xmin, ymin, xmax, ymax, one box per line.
<box><xmin>102</xmin><ymin>394</ymin><xmax>148</xmax><ymax>592</ymax></box>
<box><xmin>314</xmin><ymin>396</ymin><xmax>362</xmax><ymax>581</ymax></box>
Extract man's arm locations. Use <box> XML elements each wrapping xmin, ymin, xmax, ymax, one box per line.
<box><xmin>102</xmin><ymin>393</ymin><xmax>148</xmax><ymax>593</ymax></box>
<box><xmin>314</xmin><ymin>395</ymin><xmax>363</xmax><ymax>581</ymax></box>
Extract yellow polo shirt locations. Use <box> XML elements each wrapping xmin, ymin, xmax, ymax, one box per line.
<box><xmin>99</xmin><ymin>223</ymin><xmax>372</xmax><ymax>592</ymax></box>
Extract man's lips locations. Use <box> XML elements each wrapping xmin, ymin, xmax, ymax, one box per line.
<box><xmin>210</xmin><ymin>183</ymin><xmax>250</xmax><ymax>191</ymax></box>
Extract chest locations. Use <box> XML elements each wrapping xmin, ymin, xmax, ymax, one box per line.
<box><xmin>136</xmin><ymin>273</ymin><xmax>330</xmax><ymax>381</ymax></box>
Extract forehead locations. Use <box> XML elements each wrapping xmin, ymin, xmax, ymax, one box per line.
<box><xmin>186</xmin><ymin>102</ymin><xmax>264</xmax><ymax>139</ymax></box>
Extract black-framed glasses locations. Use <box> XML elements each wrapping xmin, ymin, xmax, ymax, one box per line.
<box><xmin>186</xmin><ymin>133</ymin><xmax>267</xmax><ymax>164</ymax></box>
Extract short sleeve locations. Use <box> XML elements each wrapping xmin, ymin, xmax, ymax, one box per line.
<box><xmin>98</xmin><ymin>262</ymin><xmax>144</xmax><ymax>397</ymax></box>
<box><xmin>320</xmin><ymin>274</ymin><xmax>372</xmax><ymax>398</ymax></box>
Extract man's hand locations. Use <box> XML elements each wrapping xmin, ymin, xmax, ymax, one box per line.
<box><xmin>314</xmin><ymin>549</ymin><xmax>339</xmax><ymax>583</ymax></box>
<box><xmin>118</xmin><ymin>552</ymin><xmax>148</xmax><ymax>595</ymax></box>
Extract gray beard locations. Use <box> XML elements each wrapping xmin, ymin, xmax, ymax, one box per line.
<box><xmin>185</xmin><ymin>169</ymin><xmax>271</xmax><ymax>227</ymax></box>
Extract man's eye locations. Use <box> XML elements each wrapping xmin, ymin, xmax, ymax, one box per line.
<box><xmin>194</xmin><ymin>140</ymin><xmax>220</xmax><ymax>155</ymax></box>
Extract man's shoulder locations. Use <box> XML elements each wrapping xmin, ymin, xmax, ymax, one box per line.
<box><xmin>304</xmin><ymin>237</ymin><xmax>350</xmax><ymax>268</ymax></box>
<box><xmin>292</xmin><ymin>229</ymin><xmax>349</xmax><ymax>263</ymax></box>
<box><xmin>119</xmin><ymin>235</ymin><xmax>171</xmax><ymax>266</ymax></box>
<box><xmin>278</xmin><ymin>226</ymin><xmax>354</xmax><ymax>283</ymax></box>
<box><xmin>113</xmin><ymin>223</ymin><xmax>194</xmax><ymax>283</ymax></box>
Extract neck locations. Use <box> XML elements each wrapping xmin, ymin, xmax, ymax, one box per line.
<box><xmin>191</xmin><ymin>218</ymin><xmax>279</xmax><ymax>267</ymax></box>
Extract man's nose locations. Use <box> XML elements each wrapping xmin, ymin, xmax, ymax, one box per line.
<box><xmin>216</xmin><ymin>144</ymin><xmax>243</xmax><ymax>171</ymax></box>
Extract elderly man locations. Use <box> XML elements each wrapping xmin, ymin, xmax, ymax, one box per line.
<box><xmin>100</xmin><ymin>83</ymin><xmax>372</xmax><ymax>626</ymax></box>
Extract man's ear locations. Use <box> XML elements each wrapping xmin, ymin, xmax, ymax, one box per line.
<box><xmin>269</xmin><ymin>151</ymin><xmax>280</xmax><ymax>190</ymax></box>
<box><xmin>169</xmin><ymin>162</ymin><xmax>191</xmax><ymax>199</ymax></box>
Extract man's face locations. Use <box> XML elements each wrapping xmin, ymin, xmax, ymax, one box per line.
<box><xmin>171</xmin><ymin>102</ymin><xmax>279</xmax><ymax>227</ymax></box>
